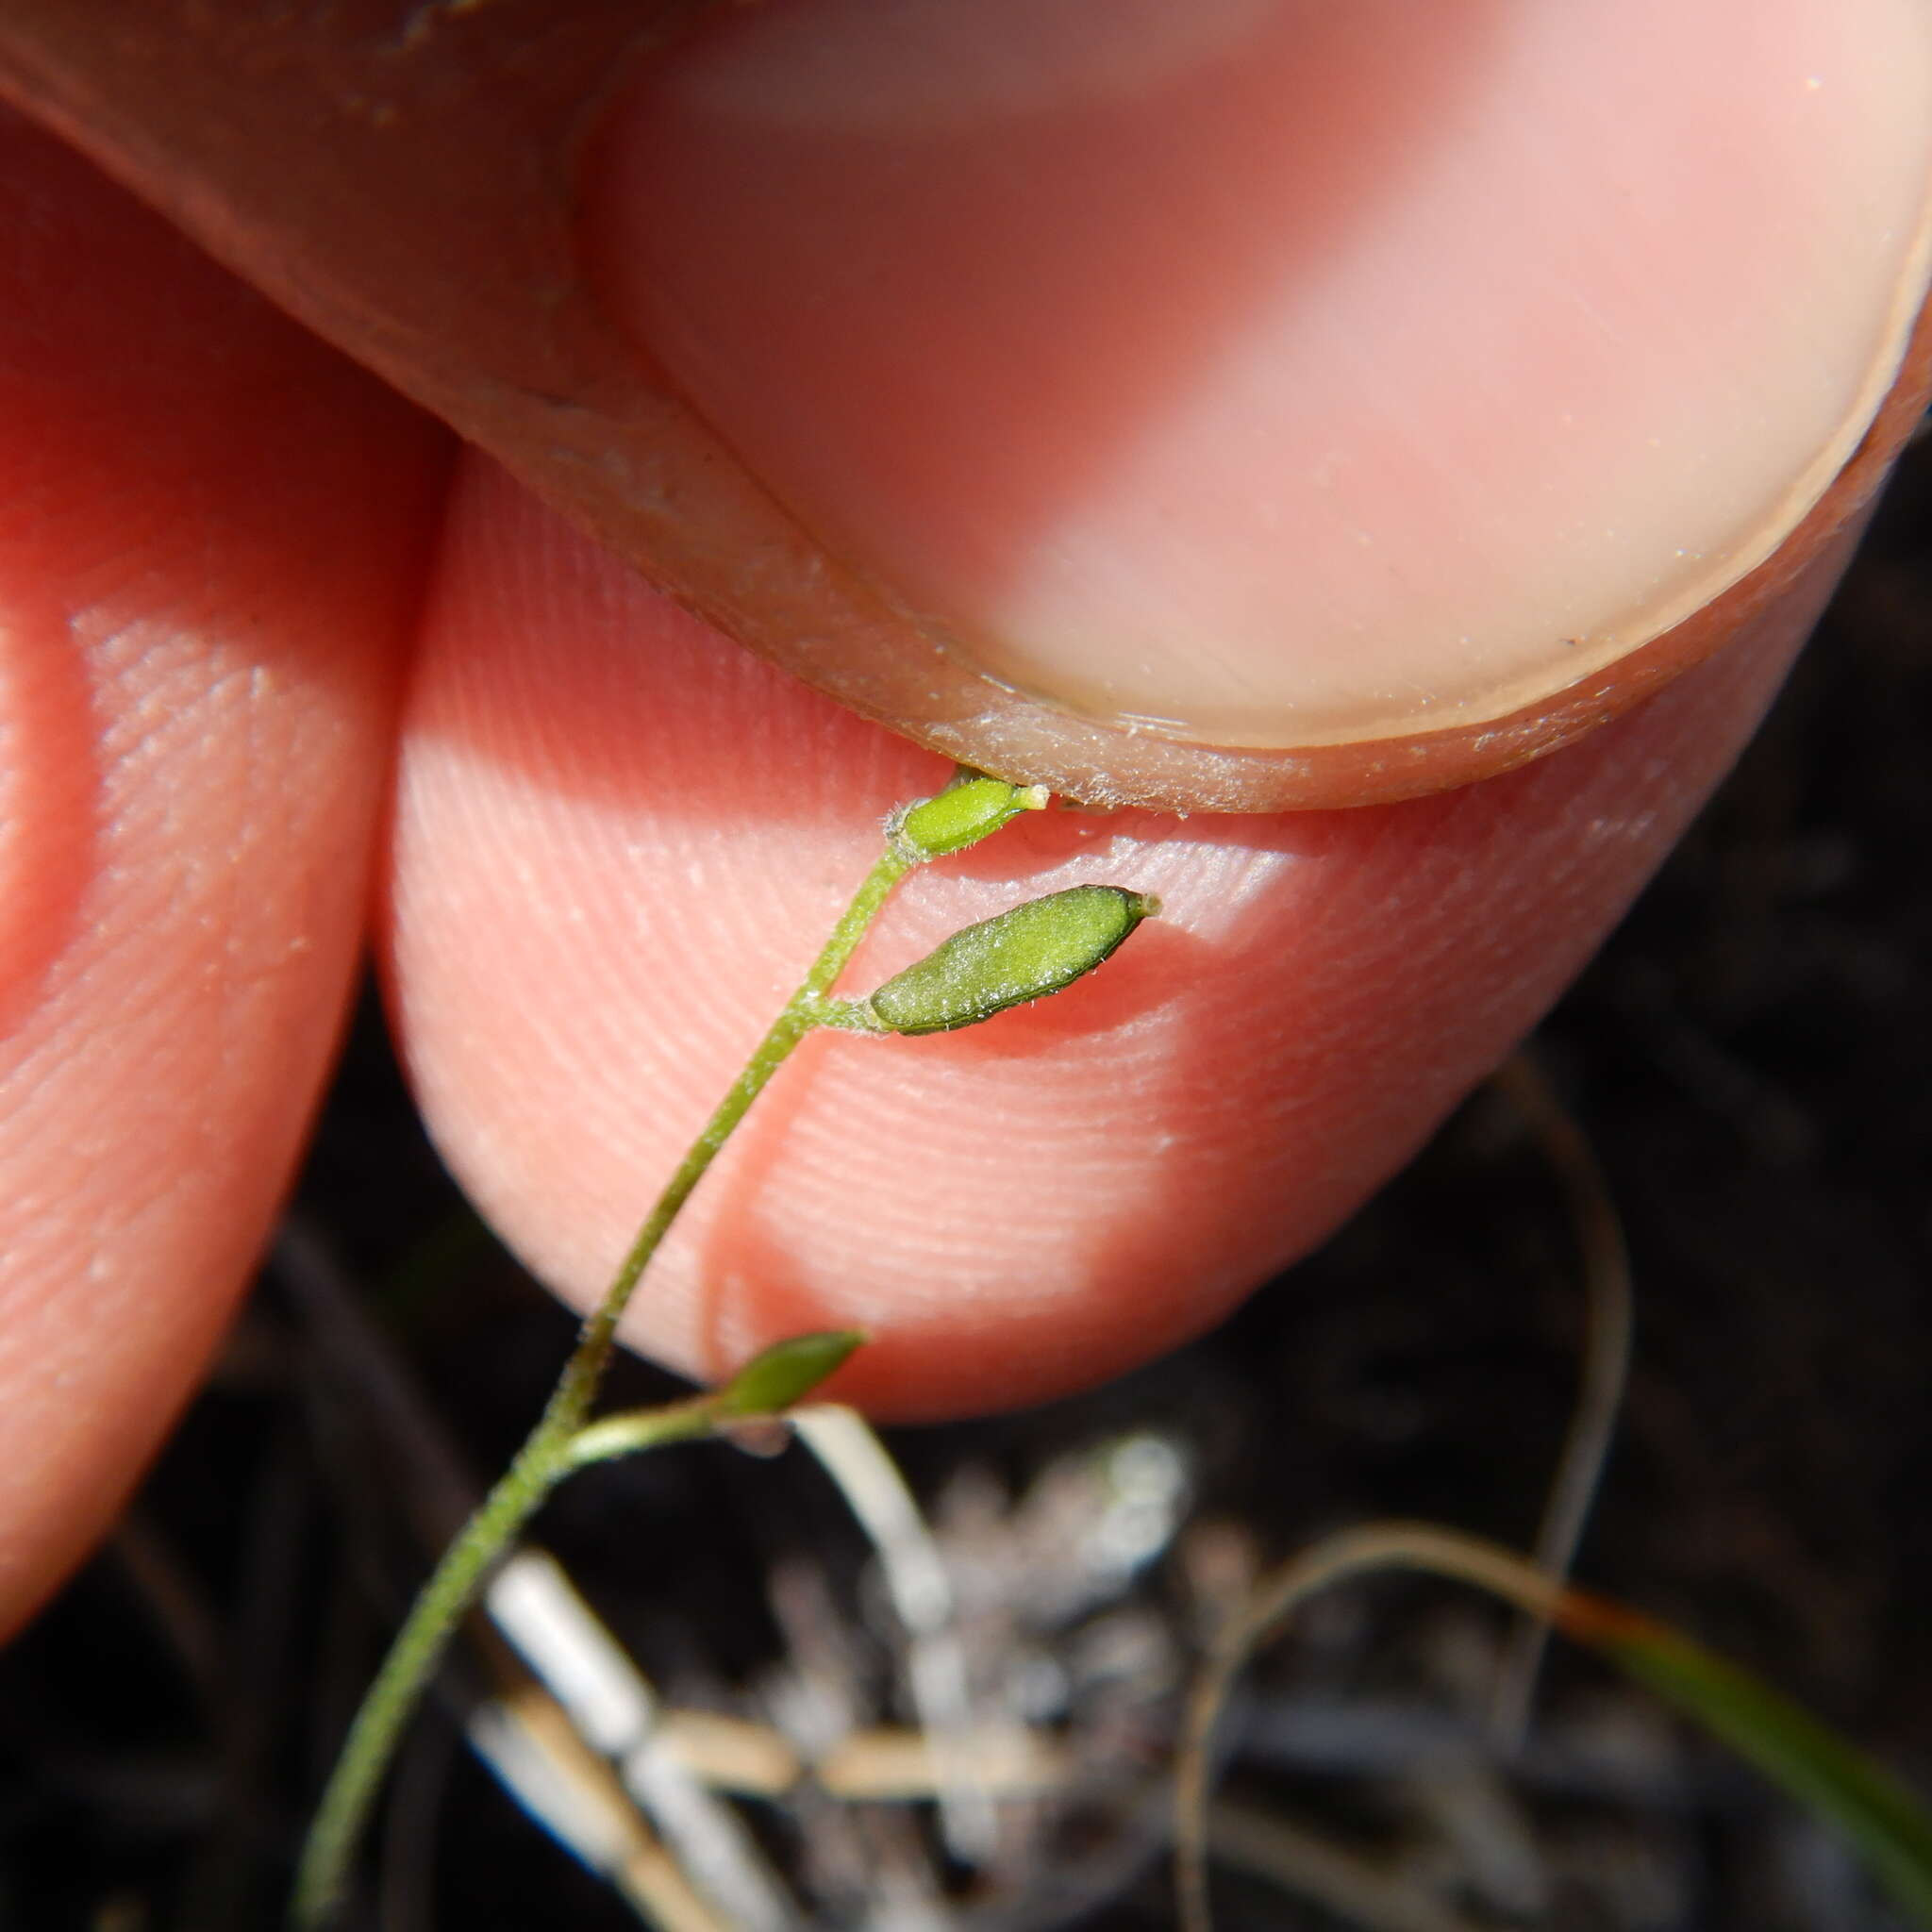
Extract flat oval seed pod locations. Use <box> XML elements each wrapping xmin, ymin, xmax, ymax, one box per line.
<box><xmin>866</xmin><ymin>885</ymin><xmax>1158</xmax><ymax>1037</ymax></box>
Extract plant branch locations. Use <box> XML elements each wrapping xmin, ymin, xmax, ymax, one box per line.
<box><xmin>290</xmin><ymin>843</ymin><xmax>909</xmax><ymax>1927</ymax></box>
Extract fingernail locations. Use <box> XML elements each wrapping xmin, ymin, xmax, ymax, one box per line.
<box><xmin>591</xmin><ymin>0</ymin><xmax>1931</xmax><ymax>751</ymax></box>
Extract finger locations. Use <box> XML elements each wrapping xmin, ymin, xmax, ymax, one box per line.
<box><xmin>3</xmin><ymin>0</ymin><xmax>1926</xmax><ymax>806</ymax></box>
<box><xmin>384</xmin><ymin>463</ymin><xmax>1829</xmax><ymax>1421</ymax></box>
<box><xmin>0</xmin><ymin>113</ymin><xmax>448</xmax><ymax>1635</ymax></box>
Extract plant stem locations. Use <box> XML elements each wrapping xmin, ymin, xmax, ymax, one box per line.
<box><xmin>558</xmin><ymin>1395</ymin><xmax>724</xmax><ymax>1472</ymax></box>
<box><xmin>291</xmin><ymin>843</ymin><xmax>911</xmax><ymax>1927</ymax></box>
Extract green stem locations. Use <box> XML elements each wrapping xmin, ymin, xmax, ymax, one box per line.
<box><xmin>558</xmin><ymin>1396</ymin><xmax>724</xmax><ymax>1473</ymax></box>
<box><xmin>291</xmin><ymin>844</ymin><xmax>911</xmax><ymax>1928</ymax></box>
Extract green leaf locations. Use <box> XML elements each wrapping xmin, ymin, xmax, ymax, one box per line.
<box><xmin>716</xmin><ymin>1330</ymin><xmax>867</xmax><ymax>1417</ymax></box>
<box><xmin>1566</xmin><ymin>1594</ymin><xmax>1932</xmax><ymax>1923</ymax></box>
<box><xmin>865</xmin><ymin>884</ymin><xmax>1158</xmax><ymax>1036</ymax></box>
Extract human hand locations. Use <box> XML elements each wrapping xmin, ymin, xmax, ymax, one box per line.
<box><xmin>0</xmin><ymin>0</ymin><xmax>1926</xmax><ymax>1635</ymax></box>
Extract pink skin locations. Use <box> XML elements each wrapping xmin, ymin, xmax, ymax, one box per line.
<box><xmin>0</xmin><ymin>115</ymin><xmax>449</xmax><ymax>1631</ymax></box>
<box><xmin>0</xmin><ymin>0</ymin><xmax>1926</xmax><ymax>1636</ymax></box>
<box><xmin>390</xmin><ymin>466</ymin><xmax>1833</xmax><ymax>1415</ymax></box>
<box><xmin>596</xmin><ymin>0</ymin><xmax>1929</xmax><ymax>744</ymax></box>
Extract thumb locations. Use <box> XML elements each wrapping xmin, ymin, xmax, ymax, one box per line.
<box><xmin>1</xmin><ymin>0</ymin><xmax>1927</xmax><ymax>809</ymax></box>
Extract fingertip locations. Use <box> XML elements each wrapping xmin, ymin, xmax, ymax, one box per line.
<box><xmin>17</xmin><ymin>0</ymin><xmax>1920</xmax><ymax>812</ymax></box>
<box><xmin>387</xmin><ymin>469</ymin><xmax>1829</xmax><ymax>1421</ymax></box>
<box><xmin>592</xmin><ymin>0</ymin><xmax>1932</xmax><ymax>766</ymax></box>
<box><xmin>0</xmin><ymin>113</ymin><xmax>447</xmax><ymax>1631</ymax></box>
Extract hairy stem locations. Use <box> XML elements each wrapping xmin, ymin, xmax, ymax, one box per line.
<box><xmin>291</xmin><ymin>843</ymin><xmax>910</xmax><ymax>1927</ymax></box>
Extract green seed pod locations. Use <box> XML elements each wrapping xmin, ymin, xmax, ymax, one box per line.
<box><xmin>889</xmin><ymin>770</ymin><xmax>1049</xmax><ymax>862</ymax></box>
<box><xmin>716</xmin><ymin>1330</ymin><xmax>867</xmax><ymax>1417</ymax></box>
<box><xmin>865</xmin><ymin>885</ymin><xmax>1158</xmax><ymax>1036</ymax></box>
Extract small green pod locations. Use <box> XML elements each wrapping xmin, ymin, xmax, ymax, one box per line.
<box><xmin>865</xmin><ymin>885</ymin><xmax>1158</xmax><ymax>1036</ymax></box>
<box><xmin>716</xmin><ymin>1330</ymin><xmax>867</xmax><ymax>1417</ymax></box>
<box><xmin>889</xmin><ymin>771</ymin><xmax>1048</xmax><ymax>862</ymax></box>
